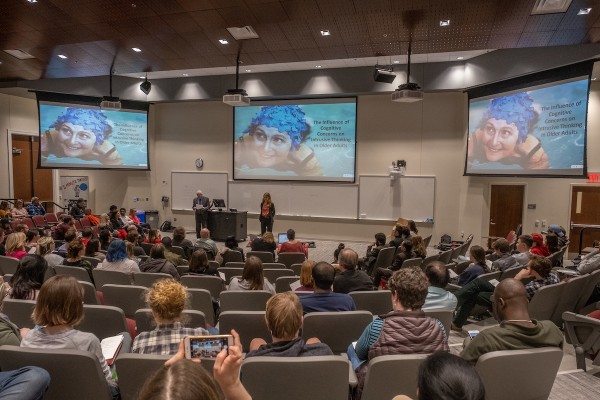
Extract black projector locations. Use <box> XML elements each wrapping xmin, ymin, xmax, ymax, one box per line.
<box><xmin>373</xmin><ymin>68</ymin><xmax>396</xmax><ymax>83</ymax></box>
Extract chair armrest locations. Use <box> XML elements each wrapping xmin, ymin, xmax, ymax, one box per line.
<box><xmin>341</xmin><ymin>353</ymin><xmax>358</xmax><ymax>388</ymax></box>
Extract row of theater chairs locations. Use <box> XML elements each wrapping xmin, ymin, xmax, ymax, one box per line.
<box><xmin>10</xmin><ymin>213</ymin><xmax>97</xmax><ymax>232</ymax></box>
<box><xmin>0</xmin><ymin>344</ymin><xmax>563</xmax><ymax>400</ymax></box>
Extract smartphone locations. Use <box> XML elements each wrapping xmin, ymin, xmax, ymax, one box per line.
<box><xmin>468</xmin><ymin>330</ymin><xmax>480</xmax><ymax>339</ymax></box>
<box><xmin>184</xmin><ymin>335</ymin><xmax>233</xmax><ymax>359</ymax></box>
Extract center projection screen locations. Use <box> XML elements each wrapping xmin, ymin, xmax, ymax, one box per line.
<box><xmin>465</xmin><ymin>76</ymin><xmax>589</xmax><ymax>177</ymax></box>
<box><xmin>233</xmin><ymin>98</ymin><xmax>357</xmax><ymax>182</ymax></box>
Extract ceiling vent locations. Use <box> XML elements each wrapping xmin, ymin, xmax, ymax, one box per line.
<box><xmin>3</xmin><ymin>49</ymin><xmax>36</xmax><ymax>60</ymax></box>
<box><xmin>531</xmin><ymin>0</ymin><xmax>573</xmax><ymax>15</ymax></box>
<box><xmin>226</xmin><ymin>26</ymin><xmax>259</xmax><ymax>40</ymax></box>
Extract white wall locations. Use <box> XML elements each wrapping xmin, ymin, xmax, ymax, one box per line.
<box><xmin>1</xmin><ymin>84</ymin><xmax>599</xmax><ymax>244</ymax></box>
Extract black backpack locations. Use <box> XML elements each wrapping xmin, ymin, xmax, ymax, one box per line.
<box><xmin>159</xmin><ymin>220</ymin><xmax>172</xmax><ymax>232</ymax></box>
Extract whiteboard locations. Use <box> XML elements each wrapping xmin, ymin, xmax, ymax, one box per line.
<box><xmin>171</xmin><ymin>172</ymin><xmax>228</xmax><ymax>211</ymax></box>
<box><xmin>228</xmin><ymin>181</ymin><xmax>358</xmax><ymax>219</ymax></box>
<box><xmin>358</xmin><ymin>175</ymin><xmax>435</xmax><ymax>222</ymax></box>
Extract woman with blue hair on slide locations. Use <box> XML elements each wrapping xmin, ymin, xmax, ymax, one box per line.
<box><xmin>41</xmin><ymin>107</ymin><xmax>123</xmax><ymax>165</ymax></box>
<box><xmin>468</xmin><ymin>93</ymin><xmax>548</xmax><ymax>169</ymax></box>
<box><xmin>235</xmin><ymin>105</ymin><xmax>322</xmax><ymax>176</ymax></box>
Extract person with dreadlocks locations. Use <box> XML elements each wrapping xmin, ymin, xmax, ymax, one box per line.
<box><xmin>41</xmin><ymin>107</ymin><xmax>122</xmax><ymax>165</ymax></box>
<box><xmin>468</xmin><ymin>93</ymin><xmax>548</xmax><ymax>169</ymax></box>
<box><xmin>235</xmin><ymin>105</ymin><xmax>322</xmax><ymax>176</ymax></box>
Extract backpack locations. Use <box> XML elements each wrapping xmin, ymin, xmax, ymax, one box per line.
<box><xmin>160</xmin><ymin>220</ymin><xmax>172</xmax><ymax>232</ymax></box>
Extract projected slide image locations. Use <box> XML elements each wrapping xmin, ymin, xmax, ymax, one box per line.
<box><xmin>234</xmin><ymin>101</ymin><xmax>357</xmax><ymax>182</ymax></box>
<box><xmin>466</xmin><ymin>78</ymin><xmax>589</xmax><ymax>176</ymax></box>
<box><xmin>39</xmin><ymin>104</ymin><xmax>148</xmax><ymax>169</ymax></box>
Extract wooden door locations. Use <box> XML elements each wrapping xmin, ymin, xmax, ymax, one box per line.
<box><xmin>569</xmin><ymin>186</ymin><xmax>600</xmax><ymax>253</ymax></box>
<box><xmin>489</xmin><ymin>185</ymin><xmax>524</xmax><ymax>238</ymax></box>
<box><xmin>11</xmin><ymin>135</ymin><xmax>53</xmax><ymax>209</ymax></box>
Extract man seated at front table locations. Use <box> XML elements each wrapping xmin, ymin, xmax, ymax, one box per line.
<box><xmin>299</xmin><ymin>262</ymin><xmax>357</xmax><ymax>313</ymax></box>
<box><xmin>452</xmin><ymin>255</ymin><xmax>560</xmax><ymax>331</ymax></box>
<box><xmin>461</xmin><ymin>278</ymin><xmax>563</xmax><ymax>363</ymax></box>
<box><xmin>421</xmin><ymin>261</ymin><xmax>457</xmax><ymax>311</ymax></box>
<box><xmin>333</xmin><ymin>249</ymin><xmax>374</xmax><ymax>294</ymax></box>
<box><xmin>194</xmin><ymin>228</ymin><xmax>218</xmax><ymax>260</ymax></box>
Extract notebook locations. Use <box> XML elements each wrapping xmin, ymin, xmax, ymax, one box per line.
<box><xmin>101</xmin><ymin>334</ymin><xmax>124</xmax><ymax>366</ymax></box>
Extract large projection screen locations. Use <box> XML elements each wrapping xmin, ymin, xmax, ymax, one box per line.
<box><xmin>233</xmin><ymin>98</ymin><xmax>357</xmax><ymax>182</ymax></box>
<box><xmin>465</xmin><ymin>76</ymin><xmax>590</xmax><ymax>177</ymax></box>
<box><xmin>38</xmin><ymin>97</ymin><xmax>149</xmax><ymax>170</ymax></box>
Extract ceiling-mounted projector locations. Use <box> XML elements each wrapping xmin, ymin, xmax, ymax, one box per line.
<box><xmin>223</xmin><ymin>88</ymin><xmax>250</xmax><ymax>106</ymax></box>
<box><xmin>100</xmin><ymin>96</ymin><xmax>121</xmax><ymax>110</ymax></box>
<box><xmin>373</xmin><ymin>67</ymin><xmax>396</xmax><ymax>83</ymax></box>
<box><xmin>391</xmin><ymin>83</ymin><xmax>423</xmax><ymax>103</ymax></box>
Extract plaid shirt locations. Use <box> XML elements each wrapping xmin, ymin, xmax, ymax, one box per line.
<box><xmin>26</xmin><ymin>203</ymin><xmax>45</xmax><ymax>216</ymax></box>
<box><xmin>131</xmin><ymin>322</ymin><xmax>209</xmax><ymax>355</ymax></box>
<box><xmin>524</xmin><ymin>272</ymin><xmax>560</xmax><ymax>301</ymax></box>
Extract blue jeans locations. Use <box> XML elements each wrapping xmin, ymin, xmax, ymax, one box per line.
<box><xmin>347</xmin><ymin>344</ymin><xmax>366</xmax><ymax>371</ymax></box>
<box><xmin>0</xmin><ymin>367</ymin><xmax>50</xmax><ymax>400</ymax></box>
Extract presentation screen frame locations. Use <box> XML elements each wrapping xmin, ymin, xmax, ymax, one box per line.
<box><xmin>36</xmin><ymin>91</ymin><xmax>151</xmax><ymax>171</ymax></box>
<box><xmin>232</xmin><ymin>97</ymin><xmax>358</xmax><ymax>183</ymax></box>
<box><xmin>464</xmin><ymin>61</ymin><xmax>593</xmax><ymax>178</ymax></box>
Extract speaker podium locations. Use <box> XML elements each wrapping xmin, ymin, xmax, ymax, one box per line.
<box><xmin>207</xmin><ymin>210</ymin><xmax>247</xmax><ymax>241</ymax></box>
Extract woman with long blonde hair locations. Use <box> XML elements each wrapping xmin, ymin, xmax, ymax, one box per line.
<box><xmin>259</xmin><ymin>192</ymin><xmax>276</xmax><ymax>235</ymax></box>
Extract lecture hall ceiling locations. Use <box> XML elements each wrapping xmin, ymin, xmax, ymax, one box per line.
<box><xmin>0</xmin><ymin>0</ymin><xmax>599</xmax><ymax>81</ymax></box>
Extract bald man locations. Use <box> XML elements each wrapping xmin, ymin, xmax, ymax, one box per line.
<box><xmin>460</xmin><ymin>278</ymin><xmax>563</xmax><ymax>363</ymax></box>
<box><xmin>193</xmin><ymin>190</ymin><xmax>211</xmax><ymax>237</ymax></box>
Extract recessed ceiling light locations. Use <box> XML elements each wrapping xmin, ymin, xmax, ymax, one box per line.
<box><xmin>27</xmin><ymin>0</ymin><xmax>37</xmax><ymax>3</ymax></box>
<box><xmin>182</xmin><ymin>73</ymin><xmax>189</xmax><ymax>77</ymax></box>
<box><xmin>393</xmin><ymin>60</ymin><xmax>400</xmax><ymax>64</ymax></box>
<box><xmin>320</xmin><ymin>30</ymin><xmax>331</xmax><ymax>36</ymax></box>
<box><xmin>456</xmin><ymin>56</ymin><xmax>464</xmax><ymax>60</ymax></box>
<box><xmin>218</xmin><ymin>39</ymin><xmax>229</xmax><ymax>45</ymax></box>
<box><xmin>315</xmin><ymin>65</ymin><xmax>322</xmax><ymax>68</ymax></box>
<box><xmin>578</xmin><ymin>8</ymin><xmax>592</xmax><ymax>15</ymax></box>
<box><xmin>245</xmin><ymin>69</ymin><xmax>251</xmax><ymax>72</ymax></box>
<box><xmin>132</xmin><ymin>47</ymin><xmax>142</xmax><ymax>52</ymax></box>
<box><xmin>440</xmin><ymin>20</ymin><xmax>450</xmax><ymax>27</ymax></box>
<box><xmin>58</xmin><ymin>54</ymin><xmax>67</xmax><ymax>59</ymax></box>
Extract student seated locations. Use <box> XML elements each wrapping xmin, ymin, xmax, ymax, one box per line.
<box><xmin>132</xmin><ymin>279</ymin><xmax>209</xmax><ymax>355</ymax></box>
<box><xmin>227</xmin><ymin>256</ymin><xmax>275</xmax><ymax>295</ymax></box>
<box><xmin>295</xmin><ymin>260</ymin><xmax>316</xmax><ymax>292</ymax></box>
<box><xmin>246</xmin><ymin>292</ymin><xmax>333</xmax><ymax>357</ymax></box>
<box><xmin>422</xmin><ymin>261</ymin><xmax>457</xmax><ymax>311</ymax></box>
<box><xmin>183</xmin><ymin>249</ymin><xmax>219</xmax><ymax>277</ymax></box>
<box><xmin>456</xmin><ymin>245</ymin><xmax>487</xmax><ymax>286</ymax></box>
<box><xmin>140</xmin><ymin>244</ymin><xmax>179</xmax><ymax>280</ymax></box>
<box><xmin>250</xmin><ymin>231</ymin><xmax>277</xmax><ymax>256</ymax></box>
<box><xmin>489</xmin><ymin>238</ymin><xmax>518</xmax><ymax>272</ymax></box>
<box><xmin>333</xmin><ymin>249</ymin><xmax>373</xmax><ymax>294</ymax></box>
<box><xmin>277</xmin><ymin>229</ymin><xmax>307</xmax><ymax>256</ymax></box>
<box><xmin>0</xmin><ymin>254</ymin><xmax>47</xmax><ymax>306</ymax></box>
<box><xmin>299</xmin><ymin>262</ymin><xmax>356</xmax><ymax>313</ymax></box>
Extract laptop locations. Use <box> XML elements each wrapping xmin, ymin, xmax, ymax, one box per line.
<box><xmin>277</xmin><ymin>232</ymin><xmax>288</xmax><ymax>244</ymax></box>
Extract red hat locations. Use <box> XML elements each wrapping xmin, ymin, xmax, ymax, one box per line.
<box><xmin>532</xmin><ymin>233</ymin><xmax>544</xmax><ymax>246</ymax></box>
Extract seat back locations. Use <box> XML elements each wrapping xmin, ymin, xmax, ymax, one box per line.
<box><xmin>247</xmin><ymin>251</ymin><xmax>275</xmax><ymax>263</ymax></box>
<box><xmin>222</xmin><ymin>250</ymin><xmax>243</xmax><ymax>265</ymax></box>
<box><xmin>423</xmin><ymin>235</ymin><xmax>433</xmax><ymax>248</ymax></box>
<box><xmin>575</xmin><ymin>269</ymin><xmax>600</xmax><ymax>312</ymax></box>
<box><xmin>562</xmin><ymin>311</ymin><xmax>600</xmax><ymax>371</ymax></box>
<box><xmin>475</xmin><ymin>347</ymin><xmax>563</xmax><ymax>400</ymax></box>
<box><xmin>80</xmin><ymin>217</ymin><xmax>92</xmax><ymax>227</ymax></box>
<box><xmin>241</xmin><ymin>356</ymin><xmax>350</xmax><ymax>400</ymax></box>
<box><xmin>135</xmin><ymin>309</ymin><xmax>206</xmax><ymax>334</ymax></box>
<box><xmin>80</xmin><ymin>280</ymin><xmax>100</xmax><ymax>304</ymax></box>
<box><xmin>92</xmin><ymin>269</ymin><xmax>132</xmax><ymax>289</ymax></box>
<box><xmin>277</xmin><ymin>252</ymin><xmax>306</xmax><ymax>268</ymax></box>
<box><xmin>32</xmin><ymin>215</ymin><xmax>47</xmax><ymax>228</ymax></box>
<box><xmin>349</xmin><ymin>291</ymin><xmax>393</xmax><ymax>315</ymax></box>
<box><xmin>437</xmin><ymin>249</ymin><xmax>453</xmax><ymax>265</ymax></box>
<box><xmin>219</xmin><ymin>311</ymin><xmax>271</xmax><ymax>351</ymax></box>
<box><xmin>302</xmin><ymin>311</ymin><xmax>373</xmax><ymax>354</ymax></box>
<box><xmin>528</xmin><ymin>282</ymin><xmax>566</xmax><ymax>321</ymax></box>
<box><xmin>1</xmin><ymin>299</ymin><xmax>36</xmax><ymax>328</ymax></box>
<box><xmin>263</xmin><ymin>262</ymin><xmax>287</xmax><ymax>269</ymax></box>
<box><xmin>219</xmin><ymin>267</ymin><xmax>244</xmax><ymax>283</ymax></box>
<box><xmin>263</xmin><ymin>268</ymin><xmax>294</xmax><ymax>282</ymax></box>
<box><xmin>422</xmin><ymin>309</ymin><xmax>453</xmax><ymax>335</ymax></box>
<box><xmin>0</xmin><ymin>255</ymin><xmax>19</xmax><ymax>275</ymax></box>
<box><xmin>78</xmin><ymin>305</ymin><xmax>129</xmax><ymax>340</ymax></box>
<box><xmin>187</xmin><ymin>288</ymin><xmax>215</xmax><ymax>326</ymax></box>
<box><xmin>477</xmin><ymin>270</ymin><xmax>502</xmax><ymax>282</ymax></box>
<box><xmin>102</xmin><ymin>284</ymin><xmax>147</xmax><ymax>318</ymax></box>
<box><xmin>45</xmin><ymin>213</ymin><xmax>59</xmax><ymax>224</ymax></box>
<box><xmin>82</xmin><ymin>256</ymin><xmax>101</xmax><ymax>268</ymax></box>
<box><xmin>133</xmin><ymin>272</ymin><xmax>173</xmax><ymax>287</ymax></box>
<box><xmin>140</xmin><ymin>242</ymin><xmax>154</xmax><ymax>255</ymax></box>
<box><xmin>550</xmin><ymin>274</ymin><xmax>589</xmax><ymax>325</ymax></box>
<box><xmin>115</xmin><ymin>353</ymin><xmax>171</xmax><ymax>400</ymax></box>
<box><xmin>500</xmin><ymin>266</ymin><xmax>523</xmax><ymax>280</ymax></box>
<box><xmin>220</xmin><ymin>290</ymin><xmax>272</xmax><ymax>312</ymax></box>
<box><xmin>400</xmin><ymin>258</ymin><xmax>423</xmax><ymax>269</ymax></box>
<box><xmin>372</xmin><ymin>247</ymin><xmax>395</xmax><ymax>270</ymax></box>
<box><xmin>73</xmin><ymin>219</ymin><xmax>83</xmax><ymax>231</ymax></box>
<box><xmin>54</xmin><ymin>265</ymin><xmax>93</xmax><ymax>283</ymax></box>
<box><xmin>449</xmin><ymin>245</ymin><xmax>462</xmax><ymax>261</ymax></box>
<box><xmin>22</xmin><ymin>217</ymin><xmax>36</xmax><ymax>229</ymax></box>
<box><xmin>361</xmin><ymin>354</ymin><xmax>428</xmax><ymax>400</ymax></box>
<box><xmin>420</xmin><ymin>254</ymin><xmax>439</xmax><ymax>270</ymax></box>
<box><xmin>0</xmin><ymin>345</ymin><xmax>113</xmax><ymax>400</ymax></box>
<box><xmin>290</xmin><ymin>263</ymin><xmax>303</xmax><ymax>275</ymax></box>
<box><xmin>180</xmin><ymin>275</ymin><xmax>224</xmax><ymax>299</ymax></box>
<box><xmin>176</xmin><ymin>265</ymin><xmax>189</xmax><ymax>276</ymax></box>
<box><xmin>170</xmin><ymin>246</ymin><xmax>186</xmax><ymax>258</ymax></box>
<box><xmin>224</xmin><ymin>261</ymin><xmax>245</xmax><ymax>268</ymax></box>
<box><xmin>275</xmin><ymin>276</ymin><xmax>300</xmax><ymax>293</ymax></box>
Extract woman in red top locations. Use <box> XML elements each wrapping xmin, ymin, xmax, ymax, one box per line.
<box><xmin>259</xmin><ymin>193</ymin><xmax>275</xmax><ymax>235</ymax></box>
<box><xmin>278</xmin><ymin>229</ymin><xmax>307</xmax><ymax>256</ymax></box>
<box><xmin>144</xmin><ymin>229</ymin><xmax>162</xmax><ymax>244</ymax></box>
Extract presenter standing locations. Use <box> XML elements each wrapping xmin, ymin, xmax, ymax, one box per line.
<box><xmin>193</xmin><ymin>190</ymin><xmax>211</xmax><ymax>238</ymax></box>
<box><xmin>259</xmin><ymin>192</ymin><xmax>275</xmax><ymax>235</ymax></box>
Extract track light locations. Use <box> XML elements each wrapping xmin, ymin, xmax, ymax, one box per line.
<box><xmin>140</xmin><ymin>74</ymin><xmax>151</xmax><ymax>95</ymax></box>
